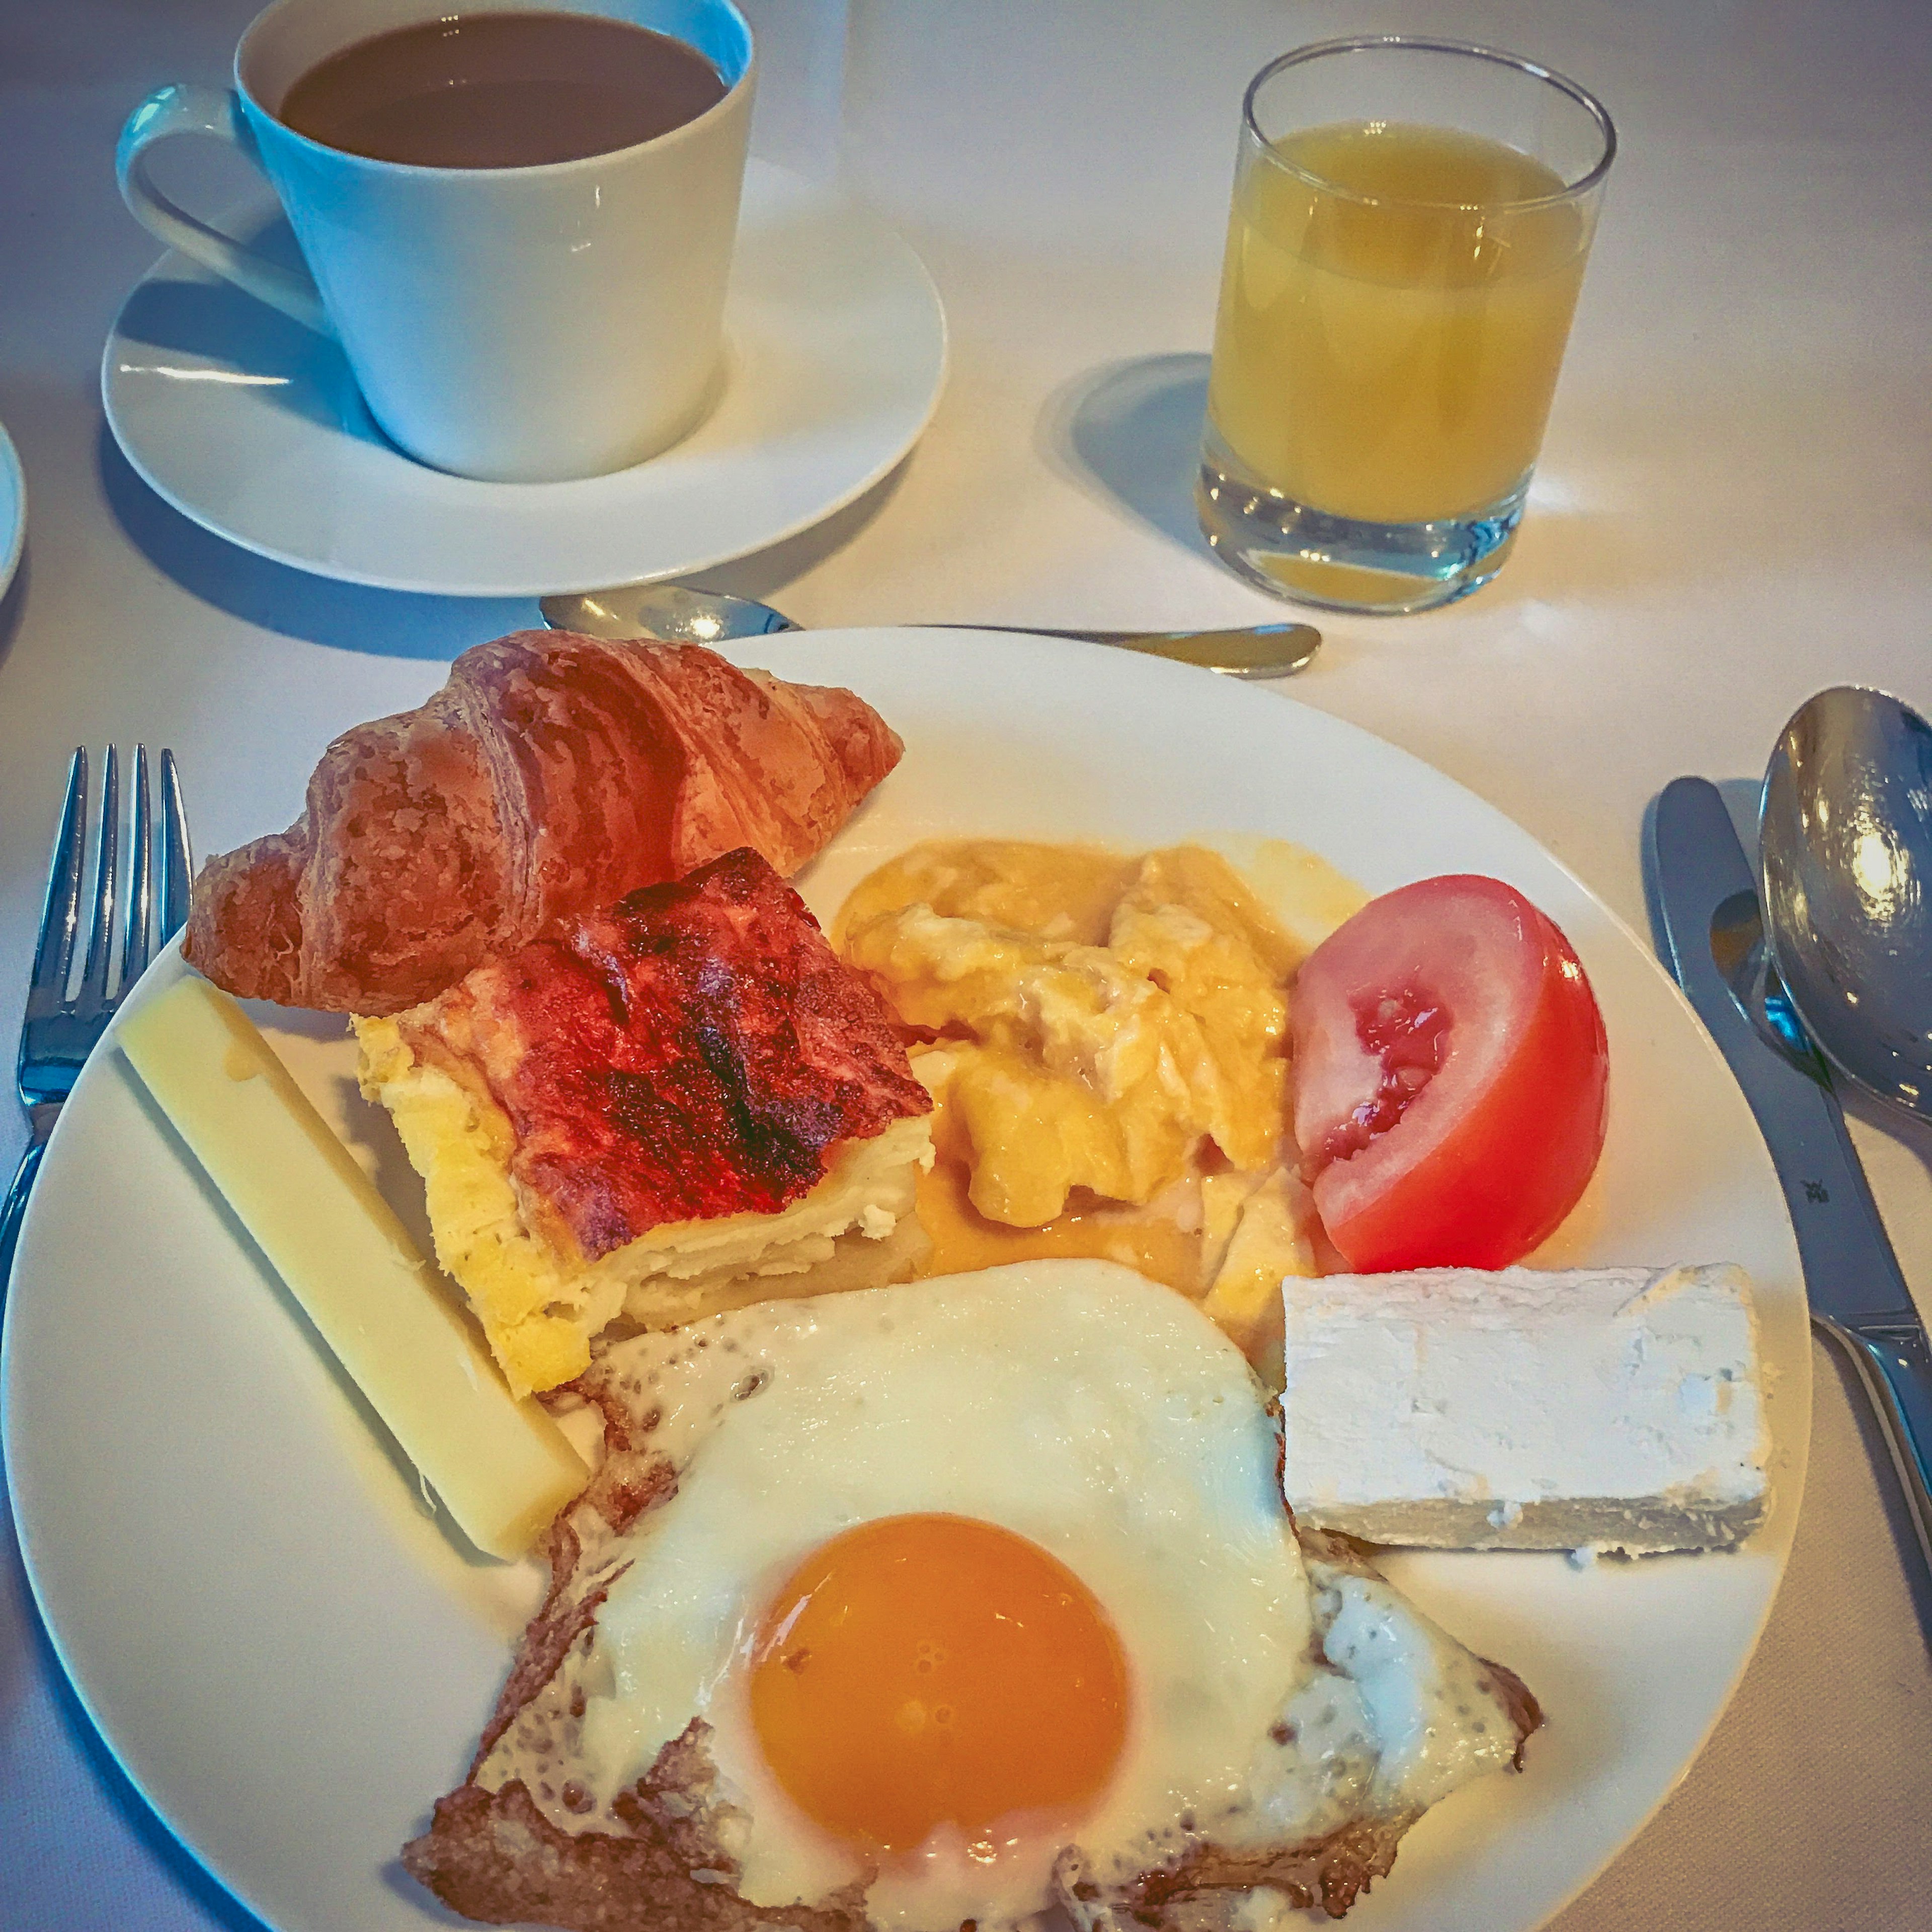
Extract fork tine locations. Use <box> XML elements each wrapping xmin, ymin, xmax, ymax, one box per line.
<box><xmin>78</xmin><ymin>746</ymin><xmax>120</xmax><ymax>1010</ymax></box>
<box><xmin>26</xmin><ymin>750</ymin><xmax>87</xmax><ymax>1015</ymax></box>
<box><xmin>158</xmin><ymin>749</ymin><xmax>193</xmax><ymax>947</ymax></box>
<box><xmin>123</xmin><ymin>745</ymin><xmax>154</xmax><ymax>988</ymax></box>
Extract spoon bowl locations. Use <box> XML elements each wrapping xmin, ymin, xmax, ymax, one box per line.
<box><xmin>1759</xmin><ymin>685</ymin><xmax>1932</xmax><ymax>1121</ymax></box>
<box><xmin>540</xmin><ymin>586</ymin><xmax>1322</xmax><ymax>678</ymax></box>
<box><xmin>550</xmin><ymin>585</ymin><xmax>800</xmax><ymax>646</ymax></box>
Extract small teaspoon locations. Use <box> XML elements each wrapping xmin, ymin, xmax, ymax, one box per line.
<box><xmin>540</xmin><ymin>585</ymin><xmax>1321</xmax><ymax>679</ymax></box>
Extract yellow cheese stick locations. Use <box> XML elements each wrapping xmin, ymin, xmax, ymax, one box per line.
<box><xmin>119</xmin><ymin>976</ymin><xmax>589</xmax><ymax>1560</ymax></box>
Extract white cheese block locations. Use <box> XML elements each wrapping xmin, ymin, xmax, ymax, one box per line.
<box><xmin>120</xmin><ymin>977</ymin><xmax>590</xmax><ymax>1560</ymax></box>
<box><xmin>1280</xmin><ymin>1264</ymin><xmax>1769</xmax><ymax>1553</ymax></box>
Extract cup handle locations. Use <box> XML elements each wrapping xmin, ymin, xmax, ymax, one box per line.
<box><xmin>116</xmin><ymin>84</ymin><xmax>333</xmax><ymax>338</ymax></box>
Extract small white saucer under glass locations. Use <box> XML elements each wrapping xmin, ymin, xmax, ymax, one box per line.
<box><xmin>101</xmin><ymin>160</ymin><xmax>946</xmax><ymax>598</ymax></box>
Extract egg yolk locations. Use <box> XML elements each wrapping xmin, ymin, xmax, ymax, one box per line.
<box><xmin>748</xmin><ymin>1513</ymin><xmax>1131</xmax><ymax>1854</ymax></box>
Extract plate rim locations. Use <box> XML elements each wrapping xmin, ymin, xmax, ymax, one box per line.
<box><xmin>0</xmin><ymin>416</ymin><xmax>24</xmax><ymax>604</ymax></box>
<box><xmin>99</xmin><ymin>160</ymin><xmax>948</xmax><ymax>598</ymax></box>
<box><xmin>1</xmin><ymin>632</ymin><xmax>1811</xmax><ymax>1932</ymax></box>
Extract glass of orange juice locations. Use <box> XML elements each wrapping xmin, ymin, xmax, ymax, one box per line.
<box><xmin>1197</xmin><ymin>37</ymin><xmax>1615</xmax><ymax>614</ymax></box>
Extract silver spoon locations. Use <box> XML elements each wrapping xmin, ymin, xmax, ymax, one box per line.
<box><xmin>1759</xmin><ymin>684</ymin><xmax>1932</xmax><ymax>1586</ymax></box>
<box><xmin>539</xmin><ymin>585</ymin><xmax>1322</xmax><ymax>679</ymax></box>
<box><xmin>1759</xmin><ymin>686</ymin><xmax>1932</xmax><ymax>1120</ymax></box>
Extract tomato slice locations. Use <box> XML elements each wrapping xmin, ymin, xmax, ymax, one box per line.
<box><xmin>1291</xmin><ymin>874</ymin><xmax>1608</xmax><ymax>1271</ymax></box>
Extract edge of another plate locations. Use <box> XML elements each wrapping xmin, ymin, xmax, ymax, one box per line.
<box><xmin>0</xmin><ymin>418</ymin><xmax>25</xmax><ymax>603</ymax></box>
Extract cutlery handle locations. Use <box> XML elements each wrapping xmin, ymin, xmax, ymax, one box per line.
<box><xmin>959</xmin><ymin>623</ymin><xmax>1321</xmax><ymax>679</ymax></box>
<box><xmin>0</xmin><ymin>1112</ymin><xmax>54</xmax><ymax>1300</ymax></box>
<box><xmin>1653</xmin><ymin>777</ymin><xmax>1932</xmax><ymax>1603</ymax></box>
<box><xmin>1654</xmin><ymin>779</ymin><xmax>1921</xmax><ymax>1300</ymax></box>
<box><xmin>1817</xmin><ymin>1314</ymin><xmax>1932</xmax><ymax>1577</ymax></box>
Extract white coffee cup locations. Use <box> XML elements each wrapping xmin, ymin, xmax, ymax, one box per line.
<box><xmin>117</xmin><ymin>0</ymin><xmax>755</xmax><ymax>484</ymax></box>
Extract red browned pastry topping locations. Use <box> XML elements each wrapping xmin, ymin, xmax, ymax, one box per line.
<box><xmin>184</xmin><ymin>632</ymin><xmax>904</xmax><ymax>1014</ymax></box>
<box><xmin>398</xmin><ymin>848</ymin><xmax>931</xmax><ymax>1262</ymax></box>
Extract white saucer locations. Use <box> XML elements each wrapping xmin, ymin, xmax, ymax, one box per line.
<box><xmin>0</xmin><ymin>418</ymin><xmax>23</xmax><ymax>602</ymax></box>
<box><xmin>101</xmin><ymin>162</ymin><xmax>946</xmax><ymax>598</ymax></box>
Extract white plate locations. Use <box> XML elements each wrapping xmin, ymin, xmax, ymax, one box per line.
<box><xmin>100</xmin><ymin>163</ymin><xmax>946</xmax><ymax>597</ymax></box>
<box><xmin>2</xmin><ymin>632</ymin><xmax>1808</xmax><ymax>1932</ymax></box>
<box><xmin>0</xmin><ymin>417</ymin><xmax>23</xmax><ymax>602</ymax></box>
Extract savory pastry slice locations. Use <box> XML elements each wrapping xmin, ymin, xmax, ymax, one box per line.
<box><xmin>187</xmin><ymin>631</ymin><xmax>904</xmax><ymax>1014</ymax></box>
<box><xmin>401</xmin><ymin>1264</ymin><xmax>1542</xmax><ymax>1932</ymax></box>
<box><xmin>356</xmin><ymin>848</ymin><xmax>933</xmax><ymax>1397</ymax></box>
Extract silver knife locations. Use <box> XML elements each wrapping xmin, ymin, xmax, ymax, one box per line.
<box><xmin>1651</xmin><ymin>775</ymin><xmax>1932</xmax><ymax>1579</ymax></box>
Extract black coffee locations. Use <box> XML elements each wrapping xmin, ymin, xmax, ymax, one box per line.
<box><xmin>279</xmin><ymin>11</ymin><xmax>730</xmax><ymax>168</ymax></box>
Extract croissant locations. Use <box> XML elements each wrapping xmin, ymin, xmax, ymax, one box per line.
<box><xmin>184</xmin><ymin>631</ymin><xmax>904</xmax><ymax>1014</ymax></box>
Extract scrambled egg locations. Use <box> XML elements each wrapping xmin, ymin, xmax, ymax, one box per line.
<box><xmin>838</xmin><ymin>840</ymin><xmax>1360</xmax><ymax>1363</ymax></box>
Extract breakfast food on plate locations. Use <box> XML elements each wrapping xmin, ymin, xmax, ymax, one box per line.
<box><xmin>837</xmin><ymin>840</ymin><xmax>1361</xmax><ymax>1363</ymax></box>
<box><xmin>356</xmin><ymin>848</ymin><xmax>934</xmax><ymax>1398</ymax></box>
<box><xmin>1279</xmin><ymin>1264</ymin><xmax>1769</xmax><ymax>1553</ymax></box>
<box><xmin>119</xmin><ymin>977</ymin><xmax>588</xmax><ymax>1559</ymax></box>
<box><xmin>1290</xmin><ymin>874</ymin><xmax>1609</xmax><ymax>1272</ymax></box>
<box><xmin>403</xmin><ymin>1262</ymin><xmax>1542</xmax><ymax>1931</ymax></box>
<box><xmin>185</xmin><ymin>631</ymin><xmax>904</xmax><ymax>1016</ymax></box>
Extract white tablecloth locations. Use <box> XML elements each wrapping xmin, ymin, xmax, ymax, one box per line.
<box><xmin>3</xmin><ymin>2</ymin><xmax>1929</xmax><ymax>1926</ymax></box>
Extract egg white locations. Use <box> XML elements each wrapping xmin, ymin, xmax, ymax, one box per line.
<box><xmin>480</xmin><ymin>1261</ymin><xmax>1519</xmax><ymax>1931</ymax></box>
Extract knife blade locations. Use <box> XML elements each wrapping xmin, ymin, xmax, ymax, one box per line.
<box><xmin>1651</xmin><ymin>775</ymin><xmax>1932</xmax><ymax>1579</ymax></box>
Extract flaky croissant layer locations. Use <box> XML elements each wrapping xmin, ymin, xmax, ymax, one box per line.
<box><xmin>184</xmin><ymin>631</ymin><xmax>903</xmax><ymax>1014</ymax></box>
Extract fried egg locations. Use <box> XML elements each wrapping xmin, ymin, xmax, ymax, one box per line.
<box><xmin>469</xmin><ymin>1262</ymin><xmax>1532</xmax><ymax>1930</ymax></box>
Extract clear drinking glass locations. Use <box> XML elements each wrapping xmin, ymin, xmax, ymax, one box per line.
<box><xmin>1196</xmin><ymin>37</ymin><xmax>1615</xmax><ymax>614</ymax></box>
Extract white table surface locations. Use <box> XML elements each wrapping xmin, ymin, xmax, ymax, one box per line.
<box><xmin>3</xmin><ymin>1</ymin><xmax>1930</xmax><ymax>1927</ymax></box>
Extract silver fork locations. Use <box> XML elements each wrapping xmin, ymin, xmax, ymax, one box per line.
<box><xmin>0</xmin><ymin>747</ymin><xmax>192</xmax><ymax>1289</ymax></box>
